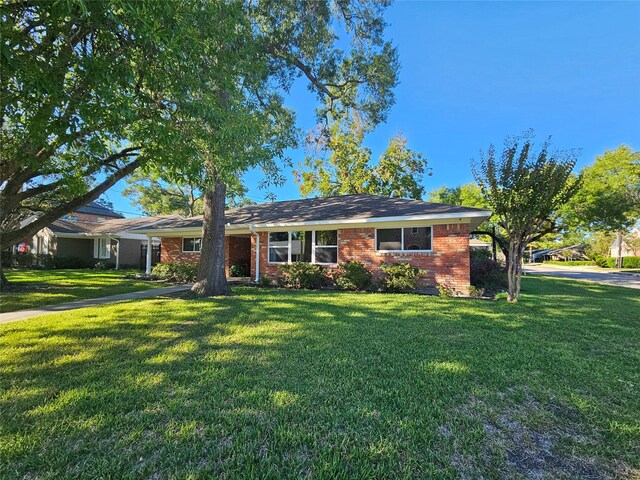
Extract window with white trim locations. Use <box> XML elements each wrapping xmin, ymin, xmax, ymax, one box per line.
<box><xmin>182</xmin><ymin>237</ymin><xmax>201</xmax><ymax>252</ymax></box>
<box><xmin>268</xmin><ymin>230</ymin><xmax>338</xmax><ymax>264</ymax></box>
<box><xmin>376</xmin><ymin>226</ymin><xmax>432</xmax><ymax>252</ymax></box>
<box><xmin>94</xmin><ymin>237</ymin><xmax>111</xmax><ymax>259</ymax></box>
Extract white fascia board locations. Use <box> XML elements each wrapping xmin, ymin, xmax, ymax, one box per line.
<box><xmin>130</xmin><ymin>211</ymin><xmax>492</xmax><ymax>236</ymax></box>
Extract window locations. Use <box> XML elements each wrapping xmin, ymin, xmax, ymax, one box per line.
<box><xmin>96</xmin><ymin>217</ymin><xmax>106</xmax><ymax>222</ymax></box>
<box><xmin>182</xmin><ymin>237</ymin><xmax>201</xmax><ymax>252</ymax></box>
<box><xmin>268</xmin><ymin>230</ymin><xmax>338</xmax><ymax>264</ymax></box>
<box><xmin>376</xmin><ymin>226</ymin><xmax>432</xmax><ymax>252</ymax></box>
<box><xmin>94</xmin><ymin>238</ymin><xmax>110</xmax><ymax>259</ymax></box>
<box><xmin>63</xmin><ymin>215</ymin><xmax>78</xmax><ymax>222</ymax></box>
<box><xmin>268</xmin><ymin>232</ymin><xmax>289</xmax><ymax>263</ymax></box>
<box><xmin>315</xmin><ymin>230</ymin><xmax>338</xmax><ymax>264</ymax></box>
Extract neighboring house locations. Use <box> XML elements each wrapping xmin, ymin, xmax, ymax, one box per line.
<box><xmin>470</xmin><ymin>238</ymin><xmax>491</xmax><ymax>249</ymax></box>
<box><xmin>609</xmin><ymin>227</ymin><xmax>640</xmax><ymax>258</ymax></box>
<box><xmin>19</xmin><ymin>202</ymin><xmax>168</xmax><ymax>269</ymax></box>
<box><xmin>536</xmin><ymin>244</ymin><xmax>589</xmax><ymax>262</ymax></box>
<box><xmin>132</xmin><ymin>194</ymin><xmax>492</xmax><ymax>293</ymax></box>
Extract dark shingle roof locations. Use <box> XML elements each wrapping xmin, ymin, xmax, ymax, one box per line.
<box><xmin>76</xmin><ymin>201</ymin><xmax>124</xmax><ymax>218</ymax></box>
<box><xmin>134</xmin><ymin>194</ymin><xmax>491</xmax><ymax>231</ymax></box>
<box><xmin>48</xmin><ymin>216</ymin><xmax>178</xmax><ymax>235</ymax></box>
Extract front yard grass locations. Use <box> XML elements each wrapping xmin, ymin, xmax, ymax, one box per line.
<box><xmin>0</xmin><ymin>269</ymin><xmax>161</xmax><ymax>313</ymax></box>
<box><xmin>0</xmin><ymin>277</ymin><xmax>638</xmax><ymax>478</ymax></box>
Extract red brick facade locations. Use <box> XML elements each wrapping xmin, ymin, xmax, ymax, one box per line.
<box><xmin>160</xmin><ymin>223</ymin><xmax>471</xmax><ymax>293</ymax></box>
<box><xmin>161</xmin><ymin>235</ymin><xmax>251</xmax><ymax>276</ymax></box>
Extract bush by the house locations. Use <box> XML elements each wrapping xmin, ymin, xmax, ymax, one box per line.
<box><xmin>621</xmin><ymin>256</ymin><xmax>640</xmax><ymax>268</ymax></box>
<box><xmin>93</xmin><ymin>261</ymin><xmax>116</xmax><ymax>270</ymax></box>
<box><xmin>278</xmin><ymin>262</ymin><xmax>327</xmax><ymax>289</ymax></box>
<box><xmin>258</xmin><ymin>274</ymin><xmax>273</xmax><ymax>287</ymax></box>
<box><xmin>470</xmin><ymin>247</ymin><xmax>493</xmax><ymax>261</ymax></box>
<box><xmin>229</xmin><ymin>264</ymin><xmax>248</xmax><ymax>277</ymax></box>
<box><xmin>151</xmin><ymin>262</ymin><xmax>198</xmax><ymax>283</ymax></box>
<box><xmin>332</xmin><ymin>261</ymin><xmax>372</xmax><ymax>291</ymax></box>
<box><xmin>470</xmin><ymin>258</ymin><xmax>507</xmax><ymax>294</ymax></box>
<box><xmin>380</xmin><ymin>262</ymin><xmax>424</xmax><ymax>292</ymax></box>
<box><xmin>544</xmin><ymin>260</ymin><xmax>596</xmax><ymax>266</ymax></box>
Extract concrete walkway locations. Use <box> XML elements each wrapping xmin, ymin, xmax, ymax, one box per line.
<box><xmin>524</xmin><ymin>264</ymin><xmax>640</xmax><ymax>290</ymax></box>
<box><xmin>0</xmin><ymin>284</ymin><xmax>191</xmax><ymax>325</ymax></box>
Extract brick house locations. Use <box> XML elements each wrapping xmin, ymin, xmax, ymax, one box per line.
<box><xmin>132</xmin><ymin>194</ymin><xmax>491</xmax><ymax>293</ymax></box>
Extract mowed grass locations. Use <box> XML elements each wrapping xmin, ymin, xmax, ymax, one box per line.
<box><xmin>0</xmin><ymin>277</ymin><xmax>638</xmax><ymax>479</ymax></box>
<box><xmin>0</xmin><ymin>269</ymin><xmax>162</xmax><ymax>313</ymax></box>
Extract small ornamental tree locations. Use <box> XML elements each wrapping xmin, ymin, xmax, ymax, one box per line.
<box><xmin>472</xmin><ymin>132</ymin><xmax>581</xmax><ymax>302</ymax></box>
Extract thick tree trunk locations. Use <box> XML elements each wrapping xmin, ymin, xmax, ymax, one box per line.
<box><xmin>506</xmin><ymin>240</ymin><xmax>525</xmax><ymax>302</ymax></box>
<box><xmin>191</xmin><ymin>179</ymin><xmax>231</xmax><ymax>296</ymax></box>
<box><xmin>0</xmin><ymin>261</ymin><xmax>8</xmax><ymax>289</ymax></box>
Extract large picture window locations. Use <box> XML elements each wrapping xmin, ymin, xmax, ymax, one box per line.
<box><xmin>376</xmin><ymin>227</ymin><xmax>432</xmax><ymax>252</ymax></box>
<box><xmin>182</xmin><ymin>237</ymin><xmax>201</xmax><ymax>252</ymax></box>
<box><xmin>268</xmin><ymin>230</ymin><xmax>338</xmax><ymax>264</ymax></box>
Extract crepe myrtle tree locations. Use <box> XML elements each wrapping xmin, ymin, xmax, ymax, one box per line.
<box><xmin>185</xmin><ymin>0</ymin><xmax>400</xmax><ymax>296</ymax></box>
<box><xmin>472</xmin><ymin>132</ymin><xmax>581</xmax><ymax>302</ymax></box>
<box><xmin>0</xmin><ymin>0</ymin><xmax>247</xmax><ymax>286</ymax></box>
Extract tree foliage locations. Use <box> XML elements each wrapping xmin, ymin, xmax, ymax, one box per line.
<box><xmin>564</xmin><ymin>145</ymin><xmax>640</xmax><ymax>232</ymax></box>
<box><xmin>472</xmin><ymin>132</ymin><xmax>580</xmax><ymax>302</ymax></box>
<box><xmin>0</xmin><ymin>0</ymin><xmax>247</xmax><ymax>250</ymax></box>
<box><xmin>295</xmin><ymin>115</ymin><xmax>428</xmax><ymax>199</ymax></box>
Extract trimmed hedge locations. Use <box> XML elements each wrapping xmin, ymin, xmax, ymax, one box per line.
<box><xmin>278</xmin><ymin>262</ymin><xmax>327</xmax><ymax>289</ymax></box>
<box><xmin>332</xmin><ymin>261</ymin><xmax>372</xmax><ymax>291</ymax></box>
<box><xmin>151</xmin><ymin>262</ymin><xmax>198</xmax><ymax>283</ymax></box>
<box><xmin>2</xmin><ymin>253</ymin><xmax>95</xmax><ymax>269</ymax></box>
<box><xmin>544</xmin><ymin>260</ymin><xmax>596</xmax><ymax>266</ymax></box>
<box><xmin>595</xmin><ymin>256</ymin><xmax>640</xmax><ymax>269</ymax></box>
<box><xmin>380</xmin><ymin>262</ymin><xmax>424</xmax><ymax>292</ymax></box>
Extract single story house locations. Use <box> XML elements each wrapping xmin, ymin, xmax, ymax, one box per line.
<box><xmin>132</xmin><ymin>194</ymin><xmax>492</xmax><ymax>293</ymax></box>
<box><xmin>20</xmin><ymin>202</ymin><xmax>169</xmax><ymax>269</ymax></box>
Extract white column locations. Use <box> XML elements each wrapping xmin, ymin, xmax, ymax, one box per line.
<box><xmin>114</xmin><ymin>238</ymin><xmax>120</xmax><ymax>270</ymax></box>
<box><xmin>145</xmin><ymin>236</ymin><xmax>153</xmax><ymax>274</ymax></box>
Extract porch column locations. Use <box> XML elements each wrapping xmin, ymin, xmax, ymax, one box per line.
<box><xmin>114</xmin><ymin>238</ymin><xmax>120</xmax><ymax>270</ymax></box>
<box><xmin>145</xmin><ymin>236</ymin><xmax>153</xmax><ymax>274</ymax></box>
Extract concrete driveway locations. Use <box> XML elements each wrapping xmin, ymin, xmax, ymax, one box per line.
<box><xmin>524</xmin><ymin>264</ymin><xmax>640</xmax><ymax>290</ymax></box>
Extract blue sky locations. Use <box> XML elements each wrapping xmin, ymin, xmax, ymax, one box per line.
<box><xmin>109</xmin><ymin>1</ymin><xmax>640</xmax><ymax>217</ymax></box>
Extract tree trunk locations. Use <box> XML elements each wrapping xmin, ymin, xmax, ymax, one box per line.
<box><xmin>506</xmin><ymin>239</ymin><xmax>525</xmax><ymax>302</ymax></box>
<box><xmin>616</xmin><ymin>230</ymin><xmax>623</xmax><ymax>269</ymax></box>
<box><xmin>0</xmin><ymin>261</ymin><xmax>8</xmax><ymax>290</ymax></box>
<box><xmin>191</xmin><ymin>178</ymin><xmax>231</xmax><ymax>296</ymax></box>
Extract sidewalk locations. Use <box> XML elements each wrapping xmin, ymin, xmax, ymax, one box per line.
<box><xmin>0</xmin><ymin>284</ymin><xmax>191</xmax><ymax>325</ymax></box>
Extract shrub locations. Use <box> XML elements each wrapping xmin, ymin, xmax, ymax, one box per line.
<box><xmin>470</xmin><ymin>258</ymin><xmax>507</xmax><ymax>294</ymax></box>
<box><xmin>258</xmin><ymin>274</ymin><xmax>273</xmax><ymax>287</ymax></box>
<box><xmin>94</xmin><ymin>261</ymin><xmax>116</xmax><ymax>270</ymax></box>
<box><xmin>278</xmin><ymin>262</ymin><xmax>327</xmax><ymax>289</ymax></box>
<box><xmin>332</xmin><ymin>261</ymin><xmax>372</xmax><ymax>291</ymax></box>
<box><xmin>380</xmin><ymin>262</ymin><xmax>424</xmax><ymax>292</ymax></box>
<box><xmin>437</xmin><ymin>284</ymin><xmax>454</xmax><ymax>297</ymax></box>
<box><xmin>229</xmin><ymin>264</ymin><xmax>248</xmax><ymax>277</ymax></box>
<box><xmin>39</xmin><ymin>255</ymin><xmax>94</xmax><ymax>269</ymax></box>
<box><xmin>470</xmin><ymin>248</ymin><xmax>492</xmax><ymax>260</ymax></box>
<box><xmin>622</xmin><ymin>256</ymin><xmax>640</xmax><ymax>268</ymax></box>
<box><xmin>151</xmin><ymin>262</ymin><xmax>198</xmax><ymax>283</ymax></box>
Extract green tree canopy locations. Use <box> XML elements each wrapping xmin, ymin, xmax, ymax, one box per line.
<box><xmin>0</xmin><ymin>0</ymin><xmax>247</xmax><ymax>250</ymax></box>
<box><xmin>472</xmin><ymin>132</ymin><xmax>580</xmax><ymax>302</ymax></box>
<box><xmin>564</xmin><ymin>145</ymin><xmax>640</xmax><ymax>232</ymax></box>
<box><xmin>295</xmin><ymin>115</ymin><xmax>429</xmax><ymax>199</ymax></box>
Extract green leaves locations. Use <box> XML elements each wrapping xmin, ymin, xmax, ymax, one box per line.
<box><xmin>564</xmin><ymin>146</ymin><xmax>640</xmax><ymax>232</ymax></box>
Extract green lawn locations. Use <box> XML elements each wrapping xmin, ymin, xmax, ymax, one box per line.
<box><xmin>0</xmin><ymin>269</ymin><xmax>162</xmax><ymax>313</ymax></box>
<box><xmin>0</xmin><ymin>278</ymin><xmax>638</xmax><ymax>479</ymax></box>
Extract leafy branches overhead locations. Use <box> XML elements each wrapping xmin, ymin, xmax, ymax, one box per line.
<box><xmin>472</xmin><ymin>131</ymin><xmax>581</xmax><ymax>302</ymax></box>
<box><xmin>0</xmin><ymin>0</ymin><xmax>249</xmax><ymax>248</ymax></box>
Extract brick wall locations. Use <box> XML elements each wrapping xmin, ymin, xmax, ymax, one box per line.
<box><xmin>161</xmin><ymin>235</ymin><xmax>251</xmax><ymax>276</ymax></box>
<box><xmin>249</xmin><ymin>224</ymin><xmax>471</xmax><ymax>293</ymax></box>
